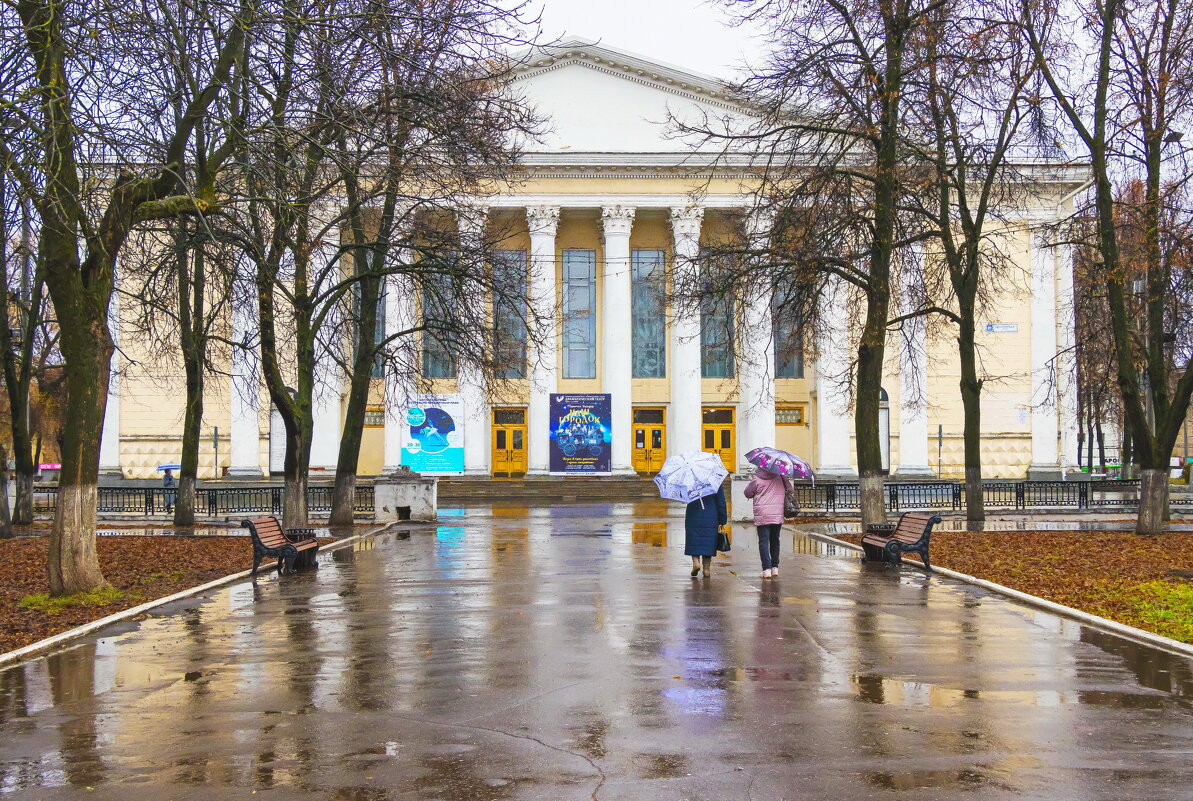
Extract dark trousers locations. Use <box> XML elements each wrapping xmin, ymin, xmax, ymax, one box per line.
<box><xmin>757</xmin><ymin>524</ymin><xmax>782</xmax><ymax>570</ymax></box>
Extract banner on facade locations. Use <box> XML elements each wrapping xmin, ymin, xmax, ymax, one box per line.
<box><xmin>549</xmin><ymin>393</ymin><xmax>612</xmax><ymax>475</ymax></box>
<box><xmin>401</xmin><ymin>393</ymin><xmax>464</xmax><ymax>474</ymax></box>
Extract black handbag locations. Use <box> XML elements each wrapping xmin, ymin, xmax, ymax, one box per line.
<box><xmin>783</xmin><ymin>478</ymin><xmax>800</xmax><ymax>519</ymax></box>
<box><xmin>716</xmin><ymin>527</ymin><xmax>731</xmax><ymax>552</ymax></box>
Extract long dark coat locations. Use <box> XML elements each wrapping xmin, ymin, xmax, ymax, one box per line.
<box><xmin>684</xmin><ymin>486</ymin><xmax>727</xmax><ymax>556</ymax></box>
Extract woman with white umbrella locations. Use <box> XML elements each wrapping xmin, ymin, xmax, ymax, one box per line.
<box><xmin>654</xmin><ymin>450</ymin><xmax>729</xmax><ymax>577</ymax></box>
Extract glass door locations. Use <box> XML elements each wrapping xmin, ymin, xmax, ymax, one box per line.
<box><xmin>491</xmin><ymin>408</ymin><xmax>528</xmax><ymax>476</ymax></box>
<box><xmin>701</xmin><ymin>407</ymin><xmax>735</xmax><ymax>473</ymax></box>
<box><xmin>631</xmin><ymin>407</ymin><xmax>666</xmax><ymax>474</ymax></box>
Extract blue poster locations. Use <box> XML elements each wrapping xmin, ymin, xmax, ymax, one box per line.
<box><xmin>549</xmin><ymin>393</ymin><xmax>612</xmax><ymax>475</ymax></box>
<box><xmin>401</xmin><ymin>393</ymin><xmax>465</xmax><ymax>474</ymax></box>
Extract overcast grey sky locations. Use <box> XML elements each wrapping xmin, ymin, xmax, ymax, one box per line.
<box><xmin>530</xmin><ymin>0</ymin><xmax>760</xmax><ymax>79</ymax></box>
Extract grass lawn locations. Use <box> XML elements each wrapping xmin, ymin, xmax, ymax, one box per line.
<box><xmin>0</xmin><ymin>534</ymin><xmax>335</xmax><ymax>654</ymax></box>
<box><xmin>838</xmin><ymin>529</ymin><xmax>1193</xmax><ymax>644</ymax></box>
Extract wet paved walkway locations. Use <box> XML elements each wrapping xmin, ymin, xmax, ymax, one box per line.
<box><xmin>1</xmin><ymin>502</ymin><xmax>1191</xmax><ymax>800</ymax></box>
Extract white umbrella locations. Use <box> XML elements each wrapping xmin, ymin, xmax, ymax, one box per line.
<box><xmin>654</xmin><ymin>450</ymin><xmax>729</xmax><ymax>504</ymax></box>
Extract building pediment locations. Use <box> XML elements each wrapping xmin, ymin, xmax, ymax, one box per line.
<box><xmin>508</xmin><ymin>39</ymin><xmax>757</xmax><ymax>158</ymax></box>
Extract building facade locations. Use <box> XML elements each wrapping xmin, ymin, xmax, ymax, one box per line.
<box><xmin>103</xmin><ymin>40</ymin><xmax>1087</xmax><ymax>481</ymax></box>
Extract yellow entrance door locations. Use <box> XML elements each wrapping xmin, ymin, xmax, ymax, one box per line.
<box><xmin>702</xmin><ymin>407</ymin><xmax>736</xmax><ymax>473</ymax></box>
<box><xmin>631</xmin><ymin>407</ymin><xmax>666</xmax><ymax>474</ymax></box>
<box><xmin>492</xmin><ymin>408</ymin><xmax>528</xmax><ymax>477</ymax></box>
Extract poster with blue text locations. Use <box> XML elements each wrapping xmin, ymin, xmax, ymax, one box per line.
<box><xmin>401</xmin><ymin>393</ymin><xmax>464</xmax><ymax>474</ymax></box>
<box><xmin>549</xmin><ymin>393</ymin><xmax>612</xmax><ymax>475</ymax></box>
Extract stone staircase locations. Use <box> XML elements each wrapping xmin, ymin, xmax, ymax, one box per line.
<box><xmin>437</xmin><ymin>476</ymin><xmax>661</xmax><ymax>503</ymax></box>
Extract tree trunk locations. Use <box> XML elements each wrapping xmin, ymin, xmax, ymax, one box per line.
<box><xmin>0</xmin><ymin>445</ymin><xmax>11</xmax><ymax>538</ymax></box>
<box><xmin>282</xmin><ymin>417</ymin><xmax>311</xmax><ymax>528</ymax></box>
<box><xmin>14</xmin><ymin>471</ymin><xmax>33</xmax><ymax>526</ymax></box>
<box><xmin>1096</xmin><ymin>419</ymin><xmax>1105</xmax><ymax>471</ymax></box>
<box><xmin>49</xmin><ymin>341</ymin><xmax>110</xmax><ymax>595</ymax></box>
<box><xmin>330</xmin><ymin>272</ymin><xmax>380</xmax><ymax>527</ymax></box>
<box><xmin>174</xmin><ymin>337</ymin><xmax>204</xmax><ymax>526</ymax></box>
<box><xmin>958</xmin><ymin>314</ymin><xmax>984</xmax><ymax>522</ymax></box>
<box><xmin>283</xmin><ymin>466</ymin><xmax>308</xmax><ymax>529</ymax></box>
<box><xmin>1136</xmin><ymin>467</ymin><xmax>1168</xmax><ymax>535</ymax></box>
<box><xmin>1121</xmin><ymin>420</ymin><xmax>1133</xmax><ymax>479</ymax></box>
<box><xmin>856</xmin><ymin>335</ymin><xmax>888</xmax><ymax>528</ymax></box>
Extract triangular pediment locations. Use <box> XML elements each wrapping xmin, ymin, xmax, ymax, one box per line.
<box><xmin>508</xmin><ymin>39</ymin><xmax>757</xmax><ymax>156</ymax></box>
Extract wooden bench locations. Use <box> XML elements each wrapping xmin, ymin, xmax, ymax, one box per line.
<box><xmin>861</xmin><ymin>511</ymin><xmax>942</xmax><ymax>572</ymax></box>
<box><xmin>242</xmin><ymin>516</ymin><xmax>320</xmax><ymax>575</ymax></box>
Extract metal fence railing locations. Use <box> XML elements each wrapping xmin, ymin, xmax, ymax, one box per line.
<box><xmin>788</xmin><ymin>479</ymin><xmax>1188</xmax><ymax>513</ymax></box>
<box><xmin>29</xmin><ymin>484</ymin><xmax>375</xmax><ymax>518</ymax></box>
<box><xmin>24</xmin><ymin>479</ymin><xmax>1189</xmax><ymax>516</ymax></box>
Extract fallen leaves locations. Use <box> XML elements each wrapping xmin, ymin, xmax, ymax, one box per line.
<box><xmin>839</xmin><ymin>528</ymin><xmax>1193</xmax><ymax>643</ymax></box>
<box><xmin>0</xmin><ymin>534</ymin><xmax>333</xmax><ymax>653</ymax></box>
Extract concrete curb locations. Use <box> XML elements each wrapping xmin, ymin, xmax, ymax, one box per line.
<box><xmin>0</xmin><ymin>524</ymin><xmax>397</xmax><ymax>670</ymax></box>
<box><xmin>804</xmin><ymin>531</ymin><xmax>1193</xmax><ymax>661</ymax></box>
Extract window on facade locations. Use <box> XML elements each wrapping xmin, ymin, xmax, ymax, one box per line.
<box><xmin>422</xmin><ymin>280</ymin><xmax>456</xmax><ymax>379</ymax></box>
<box><xmin>773</xmin><ymin>298</ymin><xmax>804</xmax><ymax>379</ymax></box>
<box><xmin>631</xmin><ymin>249</ymin><xmax>666</xmax><ymax>378</ymax></box>
<box><xmin>561</xmin><ymin>249</ymin><xmax>597</xmax><ymax>379</ymax></box>
<box><xmin>697</xmin><ymin>253</ymin><xmax>735</xmax><ymax>378</ymax></box>
<box><xmin>493</xmin><ymin>249</ymin><xmax>528</xmax><ymax>379</ymax></box>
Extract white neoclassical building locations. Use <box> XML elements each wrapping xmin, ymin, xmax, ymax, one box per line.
<box><xmin>104</xmin><ymin>39</ymin><xmax>1086</xmax><ymax>482</ymax></box>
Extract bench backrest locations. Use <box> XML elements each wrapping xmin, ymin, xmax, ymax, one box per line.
<box><xmin>245</xmin><ymin>516</ymin><xmax>289</xmax><ymax>550</ymax></box>
<box><xmin>892</xmin><ymin>511</ymin><xmax>941</xmax><ymax>544</ymax></box>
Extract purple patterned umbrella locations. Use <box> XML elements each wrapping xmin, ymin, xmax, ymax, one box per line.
<box><xmin>744</xmin><ymin>447</ymin><xmax>814</xmax><ymax>481</ymax></box>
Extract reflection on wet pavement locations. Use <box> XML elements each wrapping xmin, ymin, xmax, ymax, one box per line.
<box><xmin>0</xmin><ymin>504</ymin><xmax>1190</xmax><ymax>799</ymax></box>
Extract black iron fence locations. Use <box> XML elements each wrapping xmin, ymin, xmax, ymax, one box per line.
<box><xmin>31</xmin><ymin>485</ymin><xmax>375</xmax><ymax>518</ymax></box>
<box><xmin>787</xmin><ymin>479</ymin><xmax>1190</xmax><ymax>513</ymax></box>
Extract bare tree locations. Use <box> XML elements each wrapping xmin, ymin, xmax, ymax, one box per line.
<box><xmin>1021</xmin><ymin>0</ymin><xmax>1193</xmax><ymax>533</ymax></box>
<box><xmin>324</xmin><ymin>0</ymin><xmax>542</xmax><ymax>526</ymax></box>
<box><xmin>901</xmin><ymin>0</ymin><xmax>1046</xmax><ymax>521</ymax></box>
<box><xmin>683</xmin><ymin>0</ymin><xmax>948</xmax><ymax>527</ymax></box>
<box><xmin>0</xmin><ymin>174</ymin><xmax>58</xmax><ymax>525</ymax></box>
<box><xmin>0</xmin><ymin>0</ymin><xmax>250</xmax><ymax>592</ymax></box>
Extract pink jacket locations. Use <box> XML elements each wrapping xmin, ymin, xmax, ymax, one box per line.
<box><xmin>744</xmin><ymin>467</ymin><xmax>787</xmax><ymax>526</ymax></box>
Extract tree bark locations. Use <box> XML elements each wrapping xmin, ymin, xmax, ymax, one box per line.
<box><xmin>0</xmin><ymin>445</ymin><xmax>12</xmax><ymax>538</ymax></box>
<box><xmin>331</xmin><ymin>267</ymin><xmax>380</xmax><ymax>526</ymax></box>
<box><xmin>49</xmin><ymin>330</ymin><xmax>111</xmax><ymax>594</ymax></box>
<box><xmin>174</xmin><ymin>229</ymin><xmax>205</xmax><ymax>527</ymax></box>
<box><xmin>1136</xmin><ymin>467</ymin><xmax>1168</xmax><ymax>535</ymax></box>
<box><xmin>958</xmin><ymin>303</ymin><xmax>984</xmax><ymax>521</ymax></box>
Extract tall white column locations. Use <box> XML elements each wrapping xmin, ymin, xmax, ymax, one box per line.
<box><xmin>668</xmin><ymin>206</ymin><xmax>704</xmax><ymax>457</ymax></box>
<box><xmin>737</xmin><ymin>210</ymin><xmax>776</xmax><ymax>471</ymax></box>
<box><xmin>601</xmin><ymin>204</ymin><xmax>636</xmax><ymax>474</ymax></box>
<box><xmin>526</xmin><ymin>205</ymin><xmax>560</xmax><ymax>475</ymax></box>
<box><xmin>894</xmin><ymin>246</ymin><xmax>933</xmax><ymax>477</ymax></box>
<box><xmin>458</xmin><ymin>206</ymin><xmax>490</xmax><ymax>475</ymax></box>
<box><xmin>383</xmin><ymin>264</ymin><xmax>418</xmax><ymax>474</ymax></box>
<box><xmin>1029</xmin><ymin>227</ymin><xmax>1061</xmax><ymax>478</ymax></box>
<box><xmin>309</xmin><ymin>209</ymin><xmax>342</xmax><ymax>472</ymax></box>
<box><xmin>228</xmin><ymin>255</ymin><xmax>263</xmax><ymax>476</ymax></box>
<box><xmin>815</xmin><ymin>280</ymin><xmax>856</xmax><ymax>476</ymax></box>
<box><xmin>1056</xmin><ymin>242</ymin><xmax>1079</xmax><ymax>471</ymax></box>
<box><xmin>99</xmin><ymin>280</ymin><xmax>122</xmax><ymax>477</ymax></box>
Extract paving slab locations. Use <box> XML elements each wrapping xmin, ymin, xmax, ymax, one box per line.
<box><xmin>0</xmin><ymin>500</ymin><xmax>1190</xmax><ymax>800</ymax></box>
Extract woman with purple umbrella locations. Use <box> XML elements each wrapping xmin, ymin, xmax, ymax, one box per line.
<box><xmin>743</xmin><ymin>447</ymin><xmax>812</xmax><ymax>578</ymax></box>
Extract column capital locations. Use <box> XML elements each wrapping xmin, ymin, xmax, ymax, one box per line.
<box><xmin>743</xmin><ymin>207</ymin><xmax>775</xmax><ymax>243</ymax></box>
<box><xmin>526</xmin><ymin>205</ymin><xmax>560</xmax><ymax>237</ymax></box>
<box><xmin>457</xmin><ymin>202</ymin><xmax>489</xmax><ymax>241</ymax></box>
<box><xmin>669</xmin><ymin>205</ymin><xmax>704</xmax><ymax>243</ymax></box>
<box><xmin>600</xmin><ymin>204</ymin><xmax>636</xmax><ymax>237</ymax></box>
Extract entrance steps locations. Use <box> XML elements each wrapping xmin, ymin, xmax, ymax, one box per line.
<box><xmin>438</xmin><ymin>475</ymin><xmax>660</xmax><ymax>502</ymax></box>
